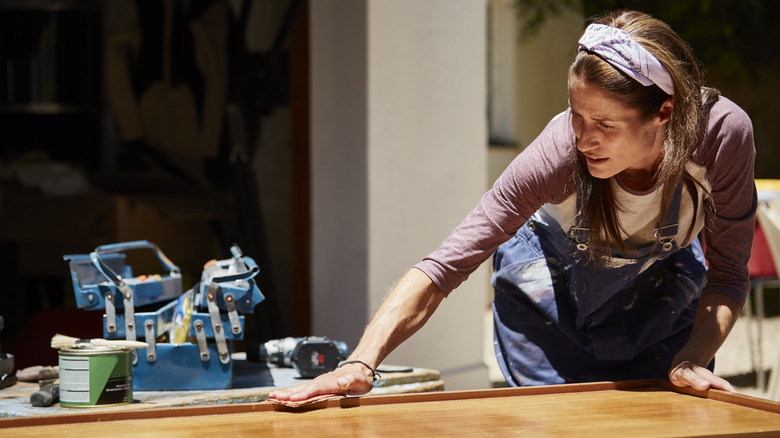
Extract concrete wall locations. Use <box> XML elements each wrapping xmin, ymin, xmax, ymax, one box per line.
<box><xmin>309</xmin><ymin>0</ymin><xmax>369</xmax><ymax>351</ymax></box>
<box><xmin>310</xmin><ymin>0</ymin><xmax>489</xmax><ymax>389</ymax></box>
<box><xmin>513</xmin><ymin>8</ymin><xmax>583</xmax><ymax>149</ymax></box>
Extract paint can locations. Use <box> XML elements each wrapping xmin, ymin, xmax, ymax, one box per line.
<box><xmin>58</xmin><ymin>345</ymin><xmax>133</xmax><ymax>407</ymax></box>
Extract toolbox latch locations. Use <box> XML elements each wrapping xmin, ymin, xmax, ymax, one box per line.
<box><xmin>144</xmin><ymin>319</ymin><xmax>157</xmax><ymax>362</ymax></box>
<box><xmin>118</xmin><ymin>281</ymin><xmax>137</xmax><ymax>364</ymax></box>
<box><xmin>224</xmin><ymin>293</ymin><xmax>242</xmax><ymax>336</ymax></box>
<box><xmin>105</xmin><ymin>291</ymin><xmax>117</xmax><ymax>333</ymax></box>
<box><xmin>194</xmin><ymin>320</ymin><xmax>210</xmax><ymax>361</ymax></box>
<box><xmin>206</xmin><ymin>284</ymin><xmax>231</xmax><ymax>364</ymax></box>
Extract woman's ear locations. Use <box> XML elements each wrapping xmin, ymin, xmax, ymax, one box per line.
<box><xmin>658</xmin><ymin>97</ymin><xmax>674</xmax><ymax>124</ymax></box>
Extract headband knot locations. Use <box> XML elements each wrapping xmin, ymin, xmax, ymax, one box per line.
<box><xmin>578</xmin><ymin>23</ymin><xmax>674</xmax><ymax>95</ymax></box>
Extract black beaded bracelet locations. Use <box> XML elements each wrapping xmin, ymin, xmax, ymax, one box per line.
<box><xmin>339</xmin><ymin>360</ymin><xmax>381</xmax><ymax>381</ymax></box>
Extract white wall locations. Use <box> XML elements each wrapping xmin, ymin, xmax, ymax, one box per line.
<box><xmin>310</xmin><ymin>0</ymin><xmax>369</xmax><ymax>348</ymax></box>
<box><xmin>514</xmin><ymin>8</ymin><xmax>583</xmax><ymax>148</ymax></box>
<box><xmin>311</xmin><ymin>0</ymin><xmax>489</xmax><ymax>390</ymax></box>
<box><xmin>368</xmin><ymin>0</ymin><xmax>489</xmax><ymax>389</ymax></box>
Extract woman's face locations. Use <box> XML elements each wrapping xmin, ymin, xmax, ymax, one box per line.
<box><xmin>568</xmin><ymin>77</ymin><xmax>671</xmax><ymax>187</ymax></box>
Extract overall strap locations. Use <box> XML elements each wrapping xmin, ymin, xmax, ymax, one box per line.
<box><xmin>569</xmin><ymin>181</ymin><xmax>684</xmax><ymax>253</ymax></box>
<box><xmin>569</xmin><ymin>187</ymin><xmax>590</xmax><ymax>251</ymax></box>
<box><xmin>654</xmin><ymin>182</ymin><xmax>684</xmax><ymax>252</ymax></box>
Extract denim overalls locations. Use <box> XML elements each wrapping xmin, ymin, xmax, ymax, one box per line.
<box><xmin>491</xmin><ymin>184</ymin><xmax>708</xmax><ymax>386</ymax></box>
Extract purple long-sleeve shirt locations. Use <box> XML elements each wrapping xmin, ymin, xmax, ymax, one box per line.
<box><xmin>415</xmin><ymin>95</ymin><xmax>756</xmax><ymax>306</ymax></box>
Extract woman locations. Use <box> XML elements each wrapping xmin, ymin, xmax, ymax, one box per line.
<box><xmin>270</xmin><ymin>10</ymin><xmax>755</xmax><ymax>402</ymax></box>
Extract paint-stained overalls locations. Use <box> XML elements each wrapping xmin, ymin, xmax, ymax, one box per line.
<box><xmin>492</xmin><ymin>184</ymin><xmax>709</xmax><ymax>386</ymax></box>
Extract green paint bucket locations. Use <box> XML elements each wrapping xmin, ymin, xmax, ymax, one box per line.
<box><xmin>59</xmin><ymin>345</ymin><xmax>133</xmax><ymax>407</ymax></box>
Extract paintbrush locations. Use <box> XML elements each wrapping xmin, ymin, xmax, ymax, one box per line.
<box><xmin>51</xmin><ymin>334</ymin><xmax>148</xmax><ymax>350</ymax></box>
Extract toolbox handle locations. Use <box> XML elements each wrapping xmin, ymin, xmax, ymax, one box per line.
<box><xmin>91</xmin><ymin>240</ymin><xmax>181</xmax><ymax>285</ymax></box>
<box><xmin>212</xmin><ymin>257</ymin><xmax>259</xmax><ymax>284</ymax></box>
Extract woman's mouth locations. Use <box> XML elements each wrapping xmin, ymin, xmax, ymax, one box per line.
<box><xmin>585</xmin><ymin>155</ymin><xmax>608</xmax><ymax>165</ymax></box>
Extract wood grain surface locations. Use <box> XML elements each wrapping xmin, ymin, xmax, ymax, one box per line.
<box><xmin>0</xmin><ymin>364</ymin><xmax>442</xmax><ymax>417</ymax></box>
<box><xmin>2</xmin><ymin>380</ymin><xmax>779</xmax><ymax>437</ymax></box>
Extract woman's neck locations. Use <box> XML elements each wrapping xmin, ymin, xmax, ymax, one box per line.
<box><xmin>616</xmin><ymin>171</ymin><xmax>658</xmax><ymax>192</ymax></box>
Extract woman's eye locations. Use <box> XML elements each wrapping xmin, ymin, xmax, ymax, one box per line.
<box><xmin>599</xmin><ymin>122</ymin><xmax>614</xmax><ymax>129</ymax></box>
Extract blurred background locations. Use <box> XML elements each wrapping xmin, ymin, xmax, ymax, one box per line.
<box><xmin>0</xmin><ymin>0</ymin><xmax>777</xmax><ymax>393</ymax></box>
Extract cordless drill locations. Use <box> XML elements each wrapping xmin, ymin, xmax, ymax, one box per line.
<box><xmin>247</xmin><ymin>337</ymin><xmax>349</xmax><ymax>378</ymax></box>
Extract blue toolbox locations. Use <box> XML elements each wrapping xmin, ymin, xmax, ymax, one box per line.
<box><xmin>64</xmin><ymin>241</ymin><xmax>264</xmax><ymax>390</ymax></box>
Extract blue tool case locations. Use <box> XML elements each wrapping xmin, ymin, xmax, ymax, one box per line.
<box><xmin>64</xmin><ymin>241</ymin><xmax>264</xmax><ymax>390</ymax></box>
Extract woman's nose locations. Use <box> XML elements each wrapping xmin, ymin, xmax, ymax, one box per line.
<box><xmin>576</xmin><ymin>125</ymin><xmax>597</xmax><ymax>151</ymax></box>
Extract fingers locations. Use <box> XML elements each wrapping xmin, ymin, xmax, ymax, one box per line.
<box><xmin>269</xmin><ymin>382</ymin><xmax>321</xmax><ymax>402</ymax></box>
<box><xmin>708</xmin><ymin>376</ymin><xmax>736</xmax><ymax>392</ymax></box>
<box><xmin>669</xmin><ymin>361</ymin><xmax>708</xmax><ymax>390</ymax></box>
<box><xmin>268</xmin><ymin>367</ymin><xmax>374</xmax><ymax>401</ymax></box>
<box><xmin>669</xmin><ymin>361</ymin><xmax>735</xmax><ymax>392</ymax></box>
<box><xmin>269</xmin><ymin>379</ymin><xmax>339</xmax><ymax>402</ymax></box>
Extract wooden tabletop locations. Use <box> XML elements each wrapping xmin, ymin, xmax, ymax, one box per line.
<box><xmin>0</xmin><ymin>361</ymin><xmax>442</xmax><ymax>417</ymax></box>
<box><xmin>2</xmin><ymin>380</ymin><xmax>778</xmax><ymax>437</ymax></box>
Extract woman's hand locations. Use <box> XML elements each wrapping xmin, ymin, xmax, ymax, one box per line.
<box><xmin>668</xmin><ymin>294</ymin><xmax>741</xmax><ymax>392</ymax></box>
<box><xmin>668</xmin><ymin>360</ymin><xmax>735</xmax><ymax>392</ymax></box>
<box><xmin>269</xmin><ymin>268</ymin><xmax>444</xmax><ymax>404</ymax></box>
<box><xmin>268</xmin><ymin>362</ymin><xmax>375</xmax><ymax>402</ymax></box>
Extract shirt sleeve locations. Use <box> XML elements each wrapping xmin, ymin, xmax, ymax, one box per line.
<box><xmin>414</xmin><ymin>111</ymin><xmax>577</xmax><ymax>296</ymax></box>
<box><xmin>697</xmin><ymin>97</ymin><xmax>757</xmax><ymax>307</ymax></box>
